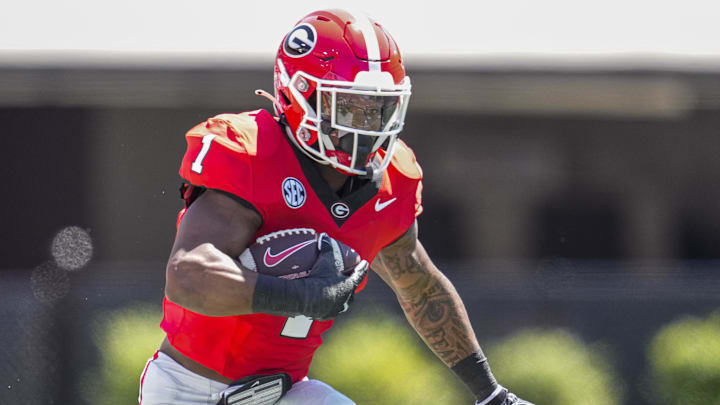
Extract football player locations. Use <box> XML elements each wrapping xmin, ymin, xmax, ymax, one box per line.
<box><xmin>138</xmin><ymin>9</ymin><xmax>534</xmax><ymax>405</ymax></box>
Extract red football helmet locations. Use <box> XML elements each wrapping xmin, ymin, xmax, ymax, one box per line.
<box><xmin>271</xmin><ymin>9</ymin><xmax>411</xmax><ymax>177</ymax></box>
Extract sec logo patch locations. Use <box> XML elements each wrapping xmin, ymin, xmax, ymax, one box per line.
<box><xmin>282</xmin><ymin>177</ymin><xmax>306</xmax><ymax>209</ymax></box>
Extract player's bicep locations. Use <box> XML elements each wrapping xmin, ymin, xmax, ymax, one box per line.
<box><xmin>171</xmin><ymin>189</ymin><xmax>262</xmax><ymax>259</ymax></box>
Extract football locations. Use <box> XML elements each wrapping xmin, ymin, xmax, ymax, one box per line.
<box><xmin>239</xmin><ymin>228</ymin><xmax>362</xmax><ymax>279</ymax></box>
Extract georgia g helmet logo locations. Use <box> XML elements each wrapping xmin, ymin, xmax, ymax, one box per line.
<box><xmin>283</xmin><ymin>24</ymin><xmax>317</xmax><ymax>58</ymax></box>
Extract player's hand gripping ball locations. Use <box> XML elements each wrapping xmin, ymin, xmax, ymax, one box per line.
<box><xmin>245</xmin><ymin>228</ymin><xmax>369</xmax><ymax>320</ymax></box>
<box><xmin>239</xmin><ymin>228</ymin><xmax>361</xmax><ymax>279</ymax></box>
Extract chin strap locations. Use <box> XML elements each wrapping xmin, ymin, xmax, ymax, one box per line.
<box><xmin>359</xmin><ymin>154</ymin><xmax>384</xmax><ymax>182</ymax></box>
<box><xmin>359</xmin><ymin>165</ymin><xmax>375</xmax><ymax>180</ymax></box>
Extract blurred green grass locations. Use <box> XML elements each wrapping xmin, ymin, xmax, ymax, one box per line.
<box><xmin>79</xmin><ymin>303</ymin><xmax>164</xmax><ymax>405</ymax></box>
<box><xmin>488</xmin><ymin>329</ymin><xmax>622</xmax><ymax>405</ymax></box>
<box><xmin>648</xmin><ymin>310</ymin><xmax>720</xmax><ymax>405</ymax></box>
<box><xmin>310</xmin><ymin>309</ymin><xmax>473</xmax><ymax>404</ymax></box>
<box><xmin>81</xmin><ymin>304</ymin><xmax>625</xmax><ymax>405</ymax></box>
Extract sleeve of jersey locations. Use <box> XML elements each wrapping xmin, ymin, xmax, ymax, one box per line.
<box><xmin>392</xmin><ymin>139</ymin><xmax>424</xmax><ymax>219</ymax></box>
<box><xmin>178</xmin><ymin>118</ymin><xmax>262</xmax><ymax>216</ymax></box>
<box><xmin>414</xmin><ymin>178</ymin><xmax>424</xmax><ymax>218</ymax></box>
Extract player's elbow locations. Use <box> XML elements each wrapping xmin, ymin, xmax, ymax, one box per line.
<box><xmin>165</xmin><ymin>251</ymin><xmax>208</xmax><ymax>311</ymax></box>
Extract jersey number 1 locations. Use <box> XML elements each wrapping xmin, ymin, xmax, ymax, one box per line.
<box><xmin>191</xmin><ymin>134</ymin><xmax>217</xmax><ymax>174</ymax></box>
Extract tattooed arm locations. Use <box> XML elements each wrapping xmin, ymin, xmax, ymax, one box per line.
<box><xmin>372</xmin><ymin>222</ymin><xmax>533</xmax><ymax>405</ymax></box>
<box><xmin>371</xmin><ymin>221</ymin><xmax>479</xmax><ymax>366</ymax></box>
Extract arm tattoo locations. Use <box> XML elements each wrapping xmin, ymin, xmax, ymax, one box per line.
<box><xmin>380</xmin><ymin>233</ymin><xmax>423</xmax><ymax>280</ymax></box>
<box><xmin>378</xmin><ymin>228</ymin><xmax>479</xmax><ymax>367</ymax></box>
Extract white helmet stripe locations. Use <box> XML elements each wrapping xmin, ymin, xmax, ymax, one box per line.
<box><xmin>348</xmin><ymin>10</ymin><xmax>381</xmax><ymax>72</ymax></box>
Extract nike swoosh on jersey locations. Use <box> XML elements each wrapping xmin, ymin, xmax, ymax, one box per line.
<box><xmin>374</xmin><ymin>197</ymin><xmax>397</xmax><ymax>212</ymax></box>
<box><xmin>263</xmin><ymin>239</ymin><xmax>316</xmax><ymax>267</ymax></box>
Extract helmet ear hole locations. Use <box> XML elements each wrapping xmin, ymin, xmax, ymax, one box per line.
<box><xmin>295</xmin><ymin>77</ymin><xmax>310</xmax><ymax>92</ymax></box>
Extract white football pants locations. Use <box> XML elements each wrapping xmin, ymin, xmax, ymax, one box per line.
<box><xmin>138</xmin><ymin>352</ymin><xmax>355</xmax><ymax>405</ymax></box>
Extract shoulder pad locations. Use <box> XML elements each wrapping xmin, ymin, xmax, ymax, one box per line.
<box><xmin>389</xmin><ymin>139</ymin><xmax>423</xmax><ymax>180</ymax></box>
<box><xmin>190</xmin><ymin>110</ymin><xmax>278</xmax><ymax>155</ymax></box>
<box><xmin>179</xmin><ymin>109</ymin><xmax>280</xmax><ymax>205</ymax></box>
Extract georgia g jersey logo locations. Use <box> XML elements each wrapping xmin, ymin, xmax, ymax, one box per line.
<box><xmin>283</xmin><ymin>24</ymin><xmax>317</xmax><ymax>58</ymax></box>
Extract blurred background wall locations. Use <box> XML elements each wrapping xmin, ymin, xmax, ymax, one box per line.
<box><xmin>2</xmin><ymin>1</ymin><xmax>720</xmax><ymax>404</ymax></box>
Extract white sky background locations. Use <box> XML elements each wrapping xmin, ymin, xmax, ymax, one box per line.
<box><xmin>2</xmin><ymin>0</ymin><xmax>720</xmax><ymax>66</ymax></box>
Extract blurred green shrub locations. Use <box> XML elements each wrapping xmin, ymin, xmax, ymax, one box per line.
<box><xmin>80</xmin><ymin>303</ymin><xmax>164</xmax><ymax>405</ymax></box>
<box><xmin>648</xmin><ymin>311</ymin><xmax>720</xmax><ymax>405</ymax></box>
<box><xmin>488</xmin><ymin>329</ymin><xmax>622</xmax><ymax>405</ymax></box>
<box><xmin>311</xmin><ymin>309</ymin><xmax>473</xmax><ymax>404</ymax></box>
<box><xmin>79</xmin><ymin>305</ymin><xmax>624</xmax><ymax>405</ymax></box>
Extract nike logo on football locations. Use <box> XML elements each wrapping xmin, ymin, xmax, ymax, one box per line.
<box><xmin>263</xmin><ymin>240</ymin><xmax>315</xmax><ymax>267</ymax></box>
<box><xmin>374</xmin><ymin>197</ymin><xmax>397</xmax><ymax>212</ymax></box>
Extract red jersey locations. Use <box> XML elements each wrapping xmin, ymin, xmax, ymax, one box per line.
<box><xmin>161</xmin><ymin>109</ymin><xmax>423</xmax><ymax>383</ymax></box>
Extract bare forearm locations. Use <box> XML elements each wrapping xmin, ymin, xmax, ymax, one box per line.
<box><xmin>375</xmin><ymin>226</ymin><xmax>524</xmax><ymax>404</ymax></box>
<box><xmin>395</xmin><ymin>263</ymin><xmax>480</xmax><ymax>366</ymax></box>
<box><xmin>376</xmin><ymin>234</ymin><xmax>480</xmax><ymax>367</ymax></box>
<box><xmin>166</xmin><ymin>243</ymin><xmax>258</xmax><ymax>317</ymax></box>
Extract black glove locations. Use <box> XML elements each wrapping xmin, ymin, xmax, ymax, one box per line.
<box><xmin>252</xmin><ymin>233</ymin><xmax>368</xmax><ymax>320</ymax></box>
